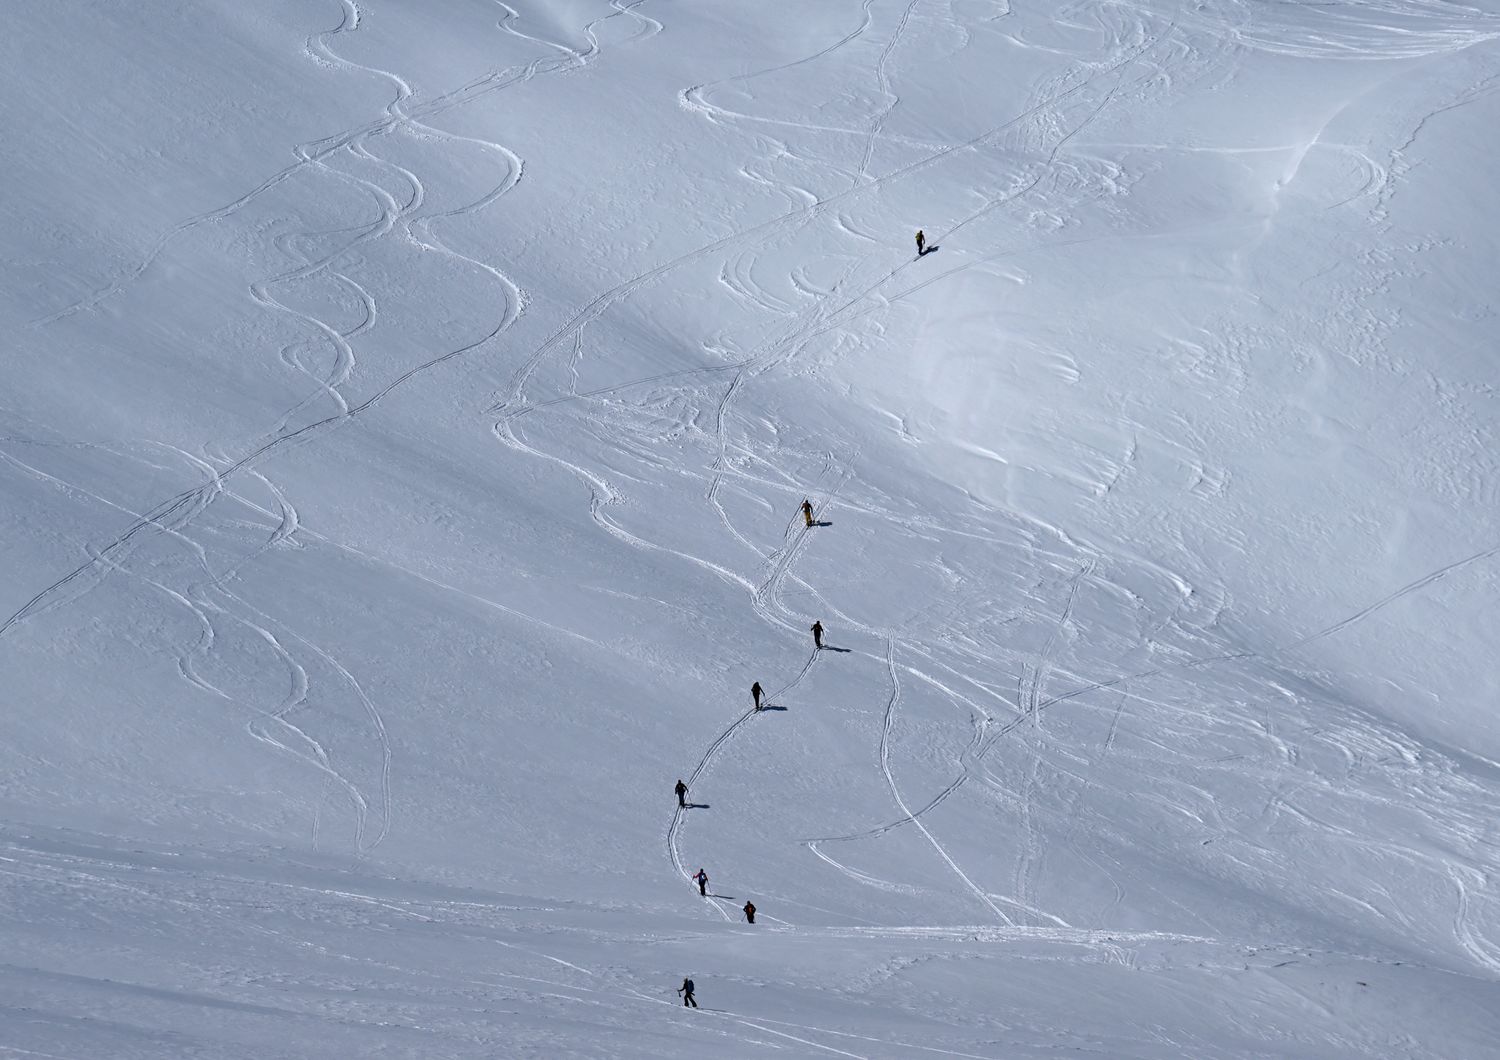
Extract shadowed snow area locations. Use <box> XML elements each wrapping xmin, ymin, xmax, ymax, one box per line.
<box><xmin>4</xmin><ymin>0</ymin><xmax>1500</xmax><ymax>1056</ymax></box>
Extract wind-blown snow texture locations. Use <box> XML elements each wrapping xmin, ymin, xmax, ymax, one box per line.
<box><xmin>5</xmin><ymin>1</ymin><xmax>1500</xmax><ymax>1056</ymax></box>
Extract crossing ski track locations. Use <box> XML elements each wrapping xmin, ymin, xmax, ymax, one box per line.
<box><xmin>878</xmin><ymin>638</ymin><xmax>1013</xmax><ymax>924</ymax></box>
<box><xmin>804</xmin><ymin>535</ymin><xmax>1500</xmax><ymax>850</ymax></box>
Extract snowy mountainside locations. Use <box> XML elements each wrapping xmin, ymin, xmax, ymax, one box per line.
<box><xmin>4</xmin><ymin>1</ymin><xmax>1500</xmax><ymax>1056</ymax></box>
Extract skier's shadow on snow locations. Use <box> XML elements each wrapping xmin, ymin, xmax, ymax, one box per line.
<box><xmin>820</xmin><ymin>646</ymin><xmax>852</xmax><ymax>654</ymax></box>
<box><xmin>808</xmin><ymin>520</ymin><xmax>833</xmax><ymax>527</ymax></box>
<box><xmin>918</xmin><ymin>245</ymin><xmax>940</xmax><ymax>256</ymax></box>
<box><xmin>758</xmin><ymin>704</ymin><xmax>788</xmax><ymax>712</ymax></box>
<box><xmin>684</xmin><ymin>803</ymin><xmax>711</xmax><ymax>810</ymax></box>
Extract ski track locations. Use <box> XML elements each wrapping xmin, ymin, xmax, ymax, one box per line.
<box><xmin>0</xmin><ymin>2</ymin><xmax>655</xmax><ymax>851</ymax></box>
<box><xmin>2</xmin><ymin>0</ymin><xmax>598</xmax><ymax>616</ymax></box>
<box><xmin>2</xmin><ymin>440</ymin><xmax>393</xmax><ymax>851</ymax></box>
<box><xmin>27</xmin><ymin>0</ymin><xmax>649</xmax><ymax>328</ymax></box>
<box><xmin>855</xmin><ymin>0</ymin><xmax>922</xmax><ymax>186</ymax></box>
<box><xmin>1058</xmin><ymin>691</ymin><xmax>1131</xmax><ymax>927</ymax></box>
<box><xmin>678</xmin><ymin>1</ymin><xmax>880</xmax><ymax>144</ymax></box>
<box><xmin>879</xmin><ymin>639</ymin><xmax>1012</xmax><ymax>923</ymax></box>
<box><xmin>1012</xmin><ymin>560</ymin><xmax>1094</xmax><ymax>925</ymax></box>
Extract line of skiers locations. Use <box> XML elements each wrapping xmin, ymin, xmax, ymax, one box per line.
<box><xmin>672</xmin><ymin>495</ymin><xmax>838</xmax><ymax>1006</ymax></box>
<box><xmin>672</xmin><ymin>238</ymin><xmax>934</xmax><ymax>1007</ymax></box>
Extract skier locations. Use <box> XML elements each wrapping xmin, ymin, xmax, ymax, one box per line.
<box><xmin>752</xmin><ymin>681</ymin><xmax>764</xmax><ymax>711</ymax></box>
<box><xmin>675</xmin><ymin>778</ymin><xmax>688</xmax><ymax>808</ymax></box>
<box><xmin>915</xmin><ymin>229</ymin><xmax>926</xmax><ymax>255</ymax></box>
<box><xmin>678</xmin><ymin>977</ymin><xmax>698</xmax><ymax>1008</ymax></box>
<box><xmin>801</xmin><ymin>498</ymin><xmax>815</xmax><ymax>527</ymax></box>
<box><xmin>811</xmin><ymin>620</ymin><xmax>824</xmax><ymax>650</ymax></box>
<box><xmin>743</xmin><ymin>901</ymin><xmax>756</xmax><ymax>924</ymax></box>
<box><xmin>694</xmin><ymin>868</ymin><xmax>709</xmax><ymax>896</ymax></box>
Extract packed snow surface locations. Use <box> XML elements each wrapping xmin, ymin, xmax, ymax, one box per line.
<box><xmin>5</xmin><ymin>0</ymin><xmax>1500</xmax><ymax>1056</ymax></box>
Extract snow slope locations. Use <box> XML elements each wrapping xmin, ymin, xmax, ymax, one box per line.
<box><xmin>5</xmin><ymin>0</ymin><xmax>1500</xmax><ymax>1055</ymax></box>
